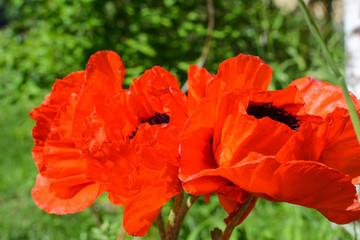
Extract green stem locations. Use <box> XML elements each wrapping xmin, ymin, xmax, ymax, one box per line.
<box><xmin>220</xmin><ymin>196</ymin><xmax>253</xmax><ymax>240</ymax></box>
<box><xmin>297</xmin><ymin>0</ymin><xmax>360</xmax><ymax>144</ymax></box>
<box><xmin>172</xmin><ymin>195</ymin><xmax>200</xmax><ymax>240</ymax></box>
<box><xmin>90</xmin><ymin>204</ymin><xmax>102</xmax><ymax>228</ymax></box>
<box><xmin>157</xmin><ymin>212</ymin><xmax>166</xmax><ymax>240</ymax></box>
<box><xmin>166</xmin><ymin>191</ymin><xmax>184</xmax><ymax>240</ymax></box>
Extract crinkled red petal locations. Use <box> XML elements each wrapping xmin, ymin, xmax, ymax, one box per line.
<box><xmin>216</xmin><ymin>54</ymin><xmax>272</xmax><ymax>93</ymax></box>
<box><xmin>276</xmin><ymin>109</ymin><xmax>349</xmax><ymax>163</ymax></box>
<box><xmin>290</xmin><ymin>76</ymin><xmax>360</xmax><ymax>118</ymax></box>
<box><xmin>213</xmin><ymin>89</ymin><xmax>303</xmax><ymax>167</ymax></box>
<box><xmin>123</xmin><ymin>164</ymin><xmax>182</xmax><ymax>236</ymax></box>
<box><xmin>180</xmin><ymin>100</ymin><xmax>217</xmax><ymax>178</ymax></box>
<box><xmin>32</xmin><ymin>174</ymin><xmax>101</xmax><ymax>214</ymax></box>
<box><xmin>218</xmin><ymin>154</ymin><xmax>360</xmax><ymax>224</ymax></box>
<box><xmin>30</xmin><ymin>71</ymin><xmax>85</xmax><ymax>175</ymax></box>
<box><xmin>183</xmin><ymin>152</ymin><xmax>360</xmax><ymax>223</ymax></box>
<box><xmin>80</xmin><ymin>90</ymin><xmax>136</xmax><ymax>203</ymax></box>
<box><xmin>73</xmin><ymin>51</ymin><xmax>125</xmax><ymax>146</ymax></box>
<box><xmin>79</xmin><ymin>65</ymin><xmax>188</xmax><ymax>236</ymax></box>
<box><xmin>289</xmin><ymin>77</ymin><xmax>360</xmax><ymax>178</ymax></box>
<box><xmin>321</xmin><ymin>118</ymin><xmax>360</xmax><ymax>179</ymax></box>
<box><xmin>30</xmin><ymin>69</ymin><xmax>104</xmax><ymax>213</ymax></box>
<box><xmin>129</xmin><ymin>66</ymin><xmax>186</xmax><ymax>121</ymax></box>
<box><xmin>187</xmin><ymin>65</ymin><xmax>214</xmax><ymax>109</ymax></box>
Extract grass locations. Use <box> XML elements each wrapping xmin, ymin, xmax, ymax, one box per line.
<box><xmin>0</xmin><ymin>89</ymin><xmax>355</xmax><ymax>240</ymax></box>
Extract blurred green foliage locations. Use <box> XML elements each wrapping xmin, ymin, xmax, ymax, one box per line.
<box><xmin>0</xmin><ymin>0</ymin><xmax>354</xmax><ymax>239</ymax></box>
<box><xmin>0</xmin><ymin>0</ymin><xmax>344</xmax><ymax>94</ymax></box>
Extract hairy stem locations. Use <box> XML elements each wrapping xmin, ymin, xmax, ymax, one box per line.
<box><xmin>166</xmin><ymin>191</ymin><xmax>185</xmax><ymax>240</ymax></box>
<box><xmin>157</xmin><ymin>212</ymin><xmax>166</xmax><ymax>240</ymax></box>
<box><xmin>90</xmin><ymin>204</ymin><xmax>102</xmax><ymax>228</ymax></box>
<box><xmin>220</xmin><ymin>196</ymin><xmax>253</xmax><ymax>240</ymax></box>
<box><xmin>172</xmin><ymin>195</ymin><xmax>200</xmax><ymax>240</ymax></box>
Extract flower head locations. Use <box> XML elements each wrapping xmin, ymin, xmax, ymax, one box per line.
<box><xmin>29</xmin><ymin>50</ymin><xmax>122</xmax><ymax>213</ymax></box>
<box><xmin>30</xmin><ymin>51</ymin><xmax>188</xmax><ymax>236</ymax></box>
<box><xmin>30</xmin><ymin>51</ymin><xmax>124</xmax><ymax>214</ymax></box>
<box><xmin>180</xmin><ymin>54</ymin><xmax>360</xmax><ymax>224</ymax></box>
<box><xmin>81</xmin><ymin>65</ymin><xmax>188</xmax><ymax>236</ymax></box>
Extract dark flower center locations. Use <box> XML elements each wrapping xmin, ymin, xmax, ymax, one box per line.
<box><xmin>246</xmin><ymin>102</ymin><xmax>299</xmax><ymax>131</ymax></box>
<box><xmin>128</xmin><ymin>113</ymin><xmax>170</xmax><ymax>140</ymax></box>
<box><xmin>141</xmin><ymin>113</ymin><xmax>170</xmax><ymax>125</ymax></box>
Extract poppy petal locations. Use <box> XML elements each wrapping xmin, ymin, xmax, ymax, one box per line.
<box><xmin>132</xmin><ymin>66</ymin><xmax>180</xmax><ymax>90</ymax></box>
<box><xmin>179</xmin><ymin>100</ymin><xmax>218</xmax><ymax>180</ymax></box>
<box><xmin>217</xmin><ymin>185</ymin><xmax>252</xmax><ymax>207</ymax></box>
<box><xmin>353</xmin><ymin>177</ymin><xmax>360</xmax><ymax>185</ymax></box>
<box><xmin>183</xmin><ymin>152</ymin><xmax>360</xmax><ymax>224</ymax></box>
<box><xmin>187</xmin><ymin>65</ymin><xmax>214</xmax><ymax>109</ymax></box>
<box><xmin>30</xmin><ymin>69</ymin><xmax>104</xmax><ymax>213</ymax></box>
<box><xmin>32</xmin><ymin>174</ymin><xmax>101</xmax><ymax>214</ymax></box>
<box><xmin>129</xmin><ymin>66</ymin><xmax>185</xmax><ymax>120</ymax></box>
<box><xmin>121</xmin><ymin>70</ymin><xmax>187</xmax><ymax>236</ymax></box>
<box><xmin>182</xmin><ymin>175</ymin><xmax>231</xmax><ymax>196</ymax></box>
<box><xmin>216</xmin><ymin>154</ymin><xmax>360</xmax><ymax>224</ymax></box>
<box><xmin>276</xmin><ymin>109</ymin><xmax>349</xmax><ymax>163</ymax></box>
<box><xmin>86</xmin><ymin>51</ymin><xmax>125</xmax><ymax>91</ymax></box>
<box><xmin>30</xmin><ymin>71</ymin><xmax>90</xmax><ymax>182</ymax></box>
<box><xmin>30</xmin><ymin>71</ymin><xmax>85</xmax><ymax>174</ymax></box>
<box><xmin>289</xmin><ymin>77</ymin><xmax>360</xmax><ymax>178</ymax></box>
<box><xmin>132</xmin><ymin>123</ymin><xmax>179</xmax><ymax>169</ymax></box>
<box><xmin>84</xmin><ymin>142</ymin><xmax>134</xmax><ymax>206</ymax></box>
<box><xmin>290</xmin><ymin>77</ymin><xmax>360</xmax><ymax>118</ymax></box>
<box><xmin>216</xmin><ymin>54</ymin><xmax>272</xmax><ymax>92</ymax></box>
<box><xmin>321</xmin><ymin>119</ymin><xmax>360</xmax><ymax>179</ymax></box>
<box><xmin>213</xmin><ymin>89</ymin><xmax>300</xmax><ymax>167</ymax></box>
<box><xmin>123</xmin><ymin>165</ymin><xmax>182</xmax><ymax>236</ymax></box>
<box><xmin>128</xmin><ymin>66</ymin><xmax>188</xmax><ymax>169</ymax></box>
<box><xmin>180</xmin><ymin>98</ymin><xmax>258</xmax><ymax>195</ymax></box>
<box><xmin>73</xmin><ymin>51</ymin><xmax>125</xmax><ymax>144</ymax></box>
<box><xmin>80</xmin><ymin>91</ymin><xmax>136</xmax><ymax>201</ymax></box>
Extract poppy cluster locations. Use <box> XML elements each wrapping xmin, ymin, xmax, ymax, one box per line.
<box><xmin>30</xmin><ymin>51</ymin><xmax>360</xmax><ymax>237</ymax></box>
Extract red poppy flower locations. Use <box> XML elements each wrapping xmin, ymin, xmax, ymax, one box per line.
<box><xmin>30</xmin><ymin>71</ymin><xmax>101</xmax><ymax>214</ymax></box>
<box><xmin>277</xmin><ymin>77</ymin><xmax>360</xmax><ymax>182</ymax></box>
<box><xmin>187</xmin><ymin>54</ymin><xmax>272</xmax><ymax>109</ymax></box>
<box><xmin>30</xmin><ymin>51</ymin><xmax>125</xmax><ymax>213</ymax></box>
<box><xmin>180</xmin><ymin>55</ymin><xmax>360</xmax><ymax>224</ymax></box>
<box><xmin>79</xmin><ymin>64</ymin><xmax>188</xmax><ymax>236</ymax></box>
<box><xmin>31</xmin><ymin>50</ymin><xmax>189</xmax><ymax>236</ymax></box>
<box><xmin>182</xmin><ymin>54</ymin><xmax>274</xmax><ymax>221</ymax></box>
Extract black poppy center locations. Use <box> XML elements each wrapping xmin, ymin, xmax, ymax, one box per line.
<box><xmin>141</xmin><ymin>112</ymin><xmax>170</xmax><ymax>125</ymax></box>
<box><xmin>246</xmin><ymin>102</ymin><xmax>299</xmax><ymax>131</ymax></box>
<box><xmin>128</xmin><ymin>113</ymin><xmax>170</xmax><ymax>140</ymax></box>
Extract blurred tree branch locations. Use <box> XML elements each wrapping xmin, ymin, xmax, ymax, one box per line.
<box><xmin>181</xmin><ymin>0</ymin><xmax>214</xmax><ymax>93</ymax></box>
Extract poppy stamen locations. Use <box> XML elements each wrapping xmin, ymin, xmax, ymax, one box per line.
<box><xmin>141</xmin><ymin>113</ymin><xmax>170</xmax><ymax>125</ymax></box>
<box><xmin>128</xmin><ymin>113</ymin><xmax>170</xmax><ymax>140</ymax></box>
<box><xmin>246</xmin><ymin>102</ymin><xmax>299</xmax><ymax>131</ymax></box>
